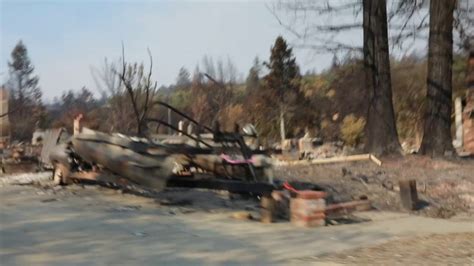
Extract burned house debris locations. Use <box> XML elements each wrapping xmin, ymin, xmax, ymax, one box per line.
<box><xmin>31</xmin><ymin>102</ymin><xmax>389</xmax><ymax>227</ymax></box>
<box><xmin>48</xmin><ymin>102</ymin><xmax>275</xmax><ymax>193</ymax></box>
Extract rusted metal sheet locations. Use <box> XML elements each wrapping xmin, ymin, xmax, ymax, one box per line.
<box><xmin>39</xmin><ymin>128</ymin><xmax>68</xmax><ymax>169</ymax></box>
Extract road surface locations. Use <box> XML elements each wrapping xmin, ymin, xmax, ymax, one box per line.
<box><xmin>1</xmin><ymin>181</ymin><xmax>473</xmax><ymax>265</ymax></box>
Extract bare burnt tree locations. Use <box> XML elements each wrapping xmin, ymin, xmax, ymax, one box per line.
<box><xmin>92</xmin><ymin>46</ymin><xmax>158</xmax><ymax>136</ymax></box>
<box><xmin>419</xmin><ymin>0</ymin><xmax>456</xmax><ymax>156</ymax></box>
<box><xmin>387</xmin><ymin>0</ymin><xmax>429</xmax><ymax>52</ymax></box>
<box><xmin>454</xmin><ymin>0</ymin><xmax>474</xmax><ymax>51</ymax></box>
<box><xmin>91</xmin><ymin>58</ymin><xmax>136</xmax><ymax>133</ymax></box>
<box><xmin>387</xmin><ymin>0</ymin><xmax>472</xmax><ymax>53</ymax></box>
<box><xmin>115</xmin><ymin>46</ymin><xmax>158</xmax><ymax>136</ymax></box>
<box><xmin>189</xmin><ymin>56</ymin><xmax>239</xmax><ymax>127</ymax></box>
<box><xmin>270</xmin><ymin>1</ymin><xmax>362</xmax><ymax>54</ymax></box>
<box><xmin>363</xmin><ymin>0</ymin><xmax>401</xmax><ymax>154</ymax></box>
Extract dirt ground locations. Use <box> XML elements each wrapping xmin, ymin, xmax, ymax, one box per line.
<box><xmin>0</xmin><ymin>156</ymin><xmax>473</xmax><ymax>265</ymax></box>
<box><xmin>1</xmin><ymin>180</ymin><xmax>473</xmax><ymax>265</ymax></box>
<box><xmin>275</xmin><ymin>155</ymin><xmax>474</xmax><ymax>218</ymax></box>
<box><xmin>317</xmin><ymin>232</ymin><xmax>474</xmax><ymax>265</ymax></box>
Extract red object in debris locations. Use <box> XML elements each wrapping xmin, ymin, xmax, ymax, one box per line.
<box><xmin>283</xmin><ymin>182</ymin><xmax>327</xmax><ymax>199</ymax></box>
<box><xmin>290</xmin><ymin>196</ymin><xmax>326</xmax><ymax>227</ymax></box>
<box><xmin>285</xmin><ymin>181</ymin><xmax>327</xmax><ymax>227</ymax></box>
<box><xmin>283</xmin><ymin>181</ymin><xmax>299</xmax><ymax>193</ymax></box>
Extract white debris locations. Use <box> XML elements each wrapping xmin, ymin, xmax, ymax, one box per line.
<box><xmin>0</xmin><ymin>172</ymin><xmax>52</xmax><ymax>187</ymax></box>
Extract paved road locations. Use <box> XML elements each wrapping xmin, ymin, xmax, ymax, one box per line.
<box><xmin>1</xmin><ymin>184</ymin><xmax>472</xmax><ymax>265</ymax></box>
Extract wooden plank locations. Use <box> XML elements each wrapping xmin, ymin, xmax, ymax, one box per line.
<box><xmin>369</xmin><ymin>154</ymin><xmax>382</xmax><ymax>166</ymax></box>
<box><xmin>166</xmin><ymin>177</ymin><xmax>275</xmax><ymax>195</ymax></box>
<box><xmin>325</xmin><ymin>200</ymin><xmax>372</xmax><ymax>218</ymax></box>
<box><xmin>276</xmin><ymin>154</ymin><xmax>383</xmax><ymax>166</ymax></box>
<box><xmin>69</xmin><ymin>171</ymin><xmax>126</xmax><ymax>184</ymax></box>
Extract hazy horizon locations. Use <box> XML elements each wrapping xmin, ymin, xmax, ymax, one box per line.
<box><xmin>1</xmin><ymin>0</ymin><xmax>347</xmax><ymax>101</ymax></box>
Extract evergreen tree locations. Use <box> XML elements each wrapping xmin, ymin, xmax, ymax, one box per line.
<box><xmin>246</xmin><ymin>57</ymin><xmax>261</xmax><ymax>90</ymax></box>
<box><xmin>263</xmin><ymin>36</ymin><xmax>302</xmax><ymax>142</ymax></box>
<box><xmin>331</xmin><ymin>54</ymin><xmax>339</xmax><ymax>69</ymax></box>
<box><xmin>6</xmin><ymin>40</ymin><xmax>44</xmax><ymax>141</ymax></box>
<box><xmin>176</xmin><ymin>67</ymin><xmax>191</xmax><ymax>88</ymax></box>
<box><xmin>192</xmin><ymin>65</ymin><xmax>203</xmax><ymax>86</ymax></box>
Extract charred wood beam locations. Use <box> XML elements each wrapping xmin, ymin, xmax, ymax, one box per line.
<box><xmin>166</xmin><ymin>177</ymin><xmax>275</xmax><ymax>195</ymax></box>
<box><xmin>146</xmin><ymin>118</ymin><xmax>214</xmax><ymax>149</ymax></box>
<box><xmin>151</xmin><ymin>101</ymin><xmax>214</xmax><ymax>133</ymax></box>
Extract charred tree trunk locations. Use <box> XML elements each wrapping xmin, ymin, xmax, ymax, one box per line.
<box><xmin>419</xmin><ymin>0</ymin><xmax>455</xmax><ymax>156</ymax></box>
<box><xmin>363</xmin><ymin>0</ymin><xmax>401</xmax><ymax>155</ymax></box>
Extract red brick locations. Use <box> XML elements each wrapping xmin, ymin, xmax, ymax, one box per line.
<box><xmin>291</xmin><ymin>212</ymin><xmax>326</xmax><ymax>227</ymax></box>
<box><xmin>290</xmin><ymin>198</ymin><xmax>326</xmax><ymax>216</ymax></box>
<box><xmin>291</xmin><ymin>212</ymin><xmax>326</xmax><ymax>220</ymax></box>
<box><xmin>295</xmin><ymin>190</ymin><xmax>327</xmax><ymax>199</ymax></box>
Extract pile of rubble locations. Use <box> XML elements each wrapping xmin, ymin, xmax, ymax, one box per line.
<box><xmin>0</xmin><ymin>142</ymin><xmax>41</xmax><ymax>174</ymax></box>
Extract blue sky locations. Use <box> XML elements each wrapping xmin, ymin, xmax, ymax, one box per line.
<box><xmin>1</xmin><ymin>0</ymin><xmax>351</xmax><ymax>100</ymax></box>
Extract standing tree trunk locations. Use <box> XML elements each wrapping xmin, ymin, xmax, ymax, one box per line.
<box><xmin>279</xmin><ymin>109</ymin><xmax>286</xmax><ymax>143</ymax></box>
<box><xmin>419</xmin><ymin>0</ymin><xmax>455</xmax><ymax>156</ymax></box>
<box><xmin>363</xmin><ymin>0</ymin><xmax>401</xmax><ymax>155</ymax></box>
<box><xmin>167</xmin><ymin>107</ymin><xmax>172</xmax><ymax>135</ymax></box>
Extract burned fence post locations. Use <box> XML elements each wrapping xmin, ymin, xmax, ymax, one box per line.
<box><xmin>399</xmin><ymin>179</ymin><xmax>419</xmax><ymax>210</ymax></box>
<box><xmin>187</xmin><ymin>123</ymin><xmax>193</xmax><ymax>135</ymax></box>
<box><xmin>167</xmin><ymin>107</ymin><xmax>172</xmax><ymax>135</ymax></box>
<box><xmin>178</xmin><ymin>120</ymin><xmax>184</xmax><ymax>136</ymax></box>
<box><xmin>73</xmin><ymin>114</ymin><xmax>83</xmax><ymax>135</ymax></box>
<box><xmin>453</xmin><ymin>97</ymin><xmax>463</xmax><ymax>149</ymax></box>
<box><xmin>261</xmin><ymin>193</ymin><xmax>276</xmax><ymax>223</ymax></box>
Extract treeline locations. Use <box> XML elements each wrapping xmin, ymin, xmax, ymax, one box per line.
<box><xmin>4</xmin><ymin>38</ymin><xmax>469</xmax><ymax>153</ymax></box>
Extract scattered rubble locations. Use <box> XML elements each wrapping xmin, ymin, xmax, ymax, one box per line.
<box><xmin>276</xmin><ymin>155</ymin><xmax>474</xmax><ymax>218</ymax></box>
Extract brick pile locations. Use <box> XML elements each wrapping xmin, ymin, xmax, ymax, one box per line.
<box><xmin>290</xmin><ymin>190</ymin><xmax>327</xmax><ymax>227</ymax></box>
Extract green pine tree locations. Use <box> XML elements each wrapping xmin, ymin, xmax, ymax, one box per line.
<box><xmin>176</xmin><ymin>67</ymin><xmax>191</xmax><ymax>88</ymax></box>
<box><xmin>246</xmin><ymin>56</ymin><xmax>261</xmax><ymax>91</ymax></box>
<box><xmin>263</xmin><ymin>36</ymin><xmax>302</xmax><ymax>142</ymax></box>
<box><xmin>7</xmin><ymin>40</ymin><xmax>44</xmax><ymax>141</ymax></box>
